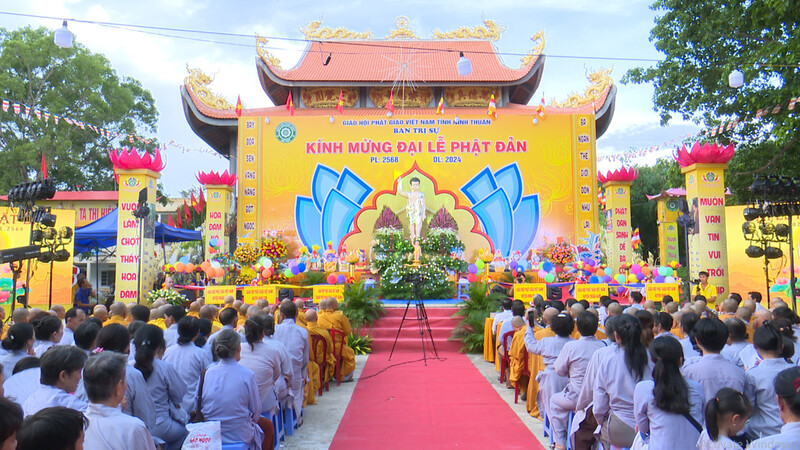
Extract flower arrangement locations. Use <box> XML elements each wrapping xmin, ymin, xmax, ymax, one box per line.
<box><xmin>233</xmin><ymin>243</ymin><xmax>259</xmax><ymax>264</ymax></box>
<box><xmin>146</xmin><ymin>289</ymin><xmax>185</xmax><ymax>306</ymax></box>
<box><xmin>260</xmin><ymin>237</ymin><xmax>288</xmax><ymax>260</ymax></box>
<box><xmin>374</xmin><ymin>205</ymin><xmax>403</xmax><ymax>230</ymax></box>
<box><xmin>547</xmin><ymin>243</ymin><xmax>574</xmax><ymax>265</ymax></box>
<box><xmin>428</xmin><ymin>206</ymin><xmax>458</xmax><ymax>231</ymax></box>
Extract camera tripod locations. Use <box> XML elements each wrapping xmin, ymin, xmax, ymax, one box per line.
<box><xmin>388</xmin><ymin>272</ymin><xmax>439</xmax><ymax>365</ymax></box>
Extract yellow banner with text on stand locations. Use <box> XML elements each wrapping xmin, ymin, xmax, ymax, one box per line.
<box><xmin>513</xmin><ymin>283</ymin><xmax>547</xmax><ymax>306</ymax></box>
<box><xmin>575</xmin><ymin>284</ymin><xmax>609</xmax><ymax>302</ymax></box>
<box><xmin>313</xmin><ymin>285</ymin><xmax>344</xmax><ymax>302</ymax></box>
<box><xmin>646</xmin><ymin>283</ymin><xmax>681</xmax><ymax>302</ymax></box>
<box><xmin>242</xmin><ymin>285</ymin><xmax>278</xmax><ymax>304</ymax></box>
<box><xmin>205</xmin><ymin>285</ymin><xmax>236</xmax><ymax>304</ymax></box>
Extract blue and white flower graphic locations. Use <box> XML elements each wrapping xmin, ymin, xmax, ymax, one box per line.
<box><xmin>460</xmin><ymin>162</ymin><xmax>540</xmax><ymax>256</ymax></box>
<box><xmin>295</xmin><ymin>164</ymin><xmax>373</xmax><ymax>249</ymax></box>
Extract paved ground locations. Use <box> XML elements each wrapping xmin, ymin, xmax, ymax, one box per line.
<box><xmin>280</xmin><ymin>352</ymin><xmax>549</xmax><ymax>449</ymax></box>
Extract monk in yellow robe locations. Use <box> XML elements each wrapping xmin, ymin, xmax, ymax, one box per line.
<box><xmin>104</xmin><ymin>302</ymin><xmax>127</xmax><ymax>327</ymax></box>
<box><xmin>316</xmin><ymin>297</ymin><xmax>356</xmax><ymax>380</ymax></box>
<box><xmin>306</xmin><ymin>310</ymin><xmax>336</xmax><ymax>383</ymax></box>
<box><xmin>508</xmin><ymin>316</ymin><xmax>529</xmax><ymax>395</ymax></box>
<box><xmin>147</xmin><ymin>305</ymin><xmax>168</xmax><ymax>330</ymax></box>
<box><xmin>186</xmin><ymin>301</ymin><xmax>201</xmax><ymax>318</ymax></box>
<box><xmin>294</xmin><ymin>299</ymin><xmax>307</xmax><ymax>327</ymax></box>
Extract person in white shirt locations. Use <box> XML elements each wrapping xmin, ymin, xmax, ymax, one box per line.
<box><xmin>134</xmin><ymin>324</ymin><xmax>188</xmax><ymax>449</ymax></box>
<box><xmin>0</xmin><ymin>397</ymin><xmax>23</xmax><ymax>450</ymax></box>
<box><xmin>274</xmin><ymin>301</ymin><xmax>309</xmax><ymax>417</ymax></box>
<box><xmin>163</xmin><ymin>316</ymin><xmax>211</xmax><ymax>412</ymax></box>
<box><xmin>204</xmin><ymin>307</ymin><xmax>239</xmax><ymax>357</ymax></box>
<box><xmin>22</xmin><ymin>345</ymin><xmax>88</xmax><ymax>416</ymax></box>
<box><xmin>162</xmin><ymin>305</ymin><xmax>186</xmax><ymax>348</ymax></box>
<box><xmin>652</xmin><ymin>312</ymin><xmax>679</xmax><ymax>340</ymax></box>
<box><xmin>721</xmin><ymin>318</ymin><xmax>750</xmax><ymax>368</ymax></box>
<box><xmin>682</xmin><ymin>318</ymin><xmax>746</xmax><ymax>402</ymax></box>
<box><xmin>633</xmin><ymin>336</ymin><xmax>705</xmax><ymax>450</ymax></box>
<box><xmin>60</xmin><ymin>308</ymin><xmax>86</xmax><ymax>346</ymax></box>
<box><xmin>492</xmin><ymin>298</ymin><xmax>513</xmax><ymax>337</ymax></box>
<box><xmin>16</xmin><ymin>406</ymin><xmax>88</xmax><ymax>450</ymax></box>
<box><xmin>240</xmin><ymin>315</ymin><xmax>284</xmax><ymax>416</ymax></box>
<box><xmin>696</xmin><ymin>388</ymin><xmax>750</xmax><ymax>450</ymax></box>
<box><xmin>1</xmin><ymin>323</ymin><xmax>34</xmax><ymax>379</ymax></box>
<box><xmin>202</xmin><ymin>328</ymin><xmax>270</xmax><ymax>449</ymax></box>
<box><xmin>748</xmin><ymin>366</ymin><xmax>800</xmax><ymax>449</ymax></box>
<box><xmin>679</xmin><ymin>312</ymin><xmax>702</xmax><ymax>360</ymax></box>
<box><xmin>31</xmin><ymin>315</ymin><xmax>63</xmax><ymax>357</ymax></box>
<box><xmin>2</xmin><ymin>357</ymin><xmax>40</xmax><ymax>406</ymax></box>
<box><xmin>82</xmin><ymin>351</ymin><xmax>156</xmax><ymax>450</ymax></box>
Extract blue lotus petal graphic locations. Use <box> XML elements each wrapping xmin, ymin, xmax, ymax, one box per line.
<box><xmin>320</xmin><ymin>189</ymin><xmax>361</xmax><ymax>246</ymax></box>
<box><xmin>311</xmin><ymin>164</ymin><xmax>340</xmax><ymax>210</ymax></box>
<box><xmin>295</xmin><ymin>196</ymin><xmax>322</xmax><ymax>249</ymax></box>
<box><xmin>461</xmin><ymin>167</ymin><xmax>498</xmax><ymax>205</ymax></box>
<box><xmin>494</xmin><ymin>163</ymin><xmax>523</xmax><ymax>211</ymax></box>
<box><xmin>461</xmin><ymin>163</ymin><xmax>541</xmax><ymax>256</ymax></box>
<box><xmin>511</xmin><ymin>194</ymin><xmax>540</xmax><ymax>254</ymax></box>
<box><xmin>472</xmin><ymin>188</ymin><xmax>514</xmax><ymax>256</ymax></box>
<box><xmin>337</xmin><ymin>167</ymin><xmax>373</xmax><ymax>205</ymax></box>
<box><xmin>296</xmin><ymin>164</ymin><xmax>374</xmax><ymax>249</ymax></box>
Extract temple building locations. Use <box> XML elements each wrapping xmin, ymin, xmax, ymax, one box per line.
<box><xmin>181</xmin><ymin>18</ymin><xmax>617</xmax><ymax>260</ymax></box>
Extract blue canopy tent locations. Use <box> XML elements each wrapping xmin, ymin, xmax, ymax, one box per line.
<box><xmin>74</xmin><ymin>208</ymin><xmax>202</xmax><ymax>252</ymax></box>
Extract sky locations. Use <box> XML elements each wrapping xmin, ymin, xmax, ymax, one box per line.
<box><xmin>1</xmin><ymin>0</ymin><xmax>700</xmax><ymax>196</ymax></box>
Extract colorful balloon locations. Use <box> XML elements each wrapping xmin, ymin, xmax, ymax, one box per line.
<box><xmin>544</xmin><ymin>273</ymin><xmax>555</xmax><ymax>283</ymax></box>
<box><xmin>615</xmin><ymin>274</ymin><xmax>626</xmax><ymax>284</ymax></box>
<box><xmin>604</xmin><ymin>267</ymin><xmax>613</xmax><ymax>276</ymax></box>
<box><xmin>542</xmin><ymin>262</ymin><xmax>553</xmax><ymax>272</ymax></box>
<box><xmin>214</xmin><ymin>267</ymin><xmax>224</xmax><ymax>278</ymax></box>
<box><xmin>297</xmin><ymin>263</ymin><xmax>307</xmax><ymax>273</ymax></box>
<box><xmin>467</xmin><ymin>273</ymin><xmax>478</xmax><ymax>283</ymax></box>
<box><xmin>261</xmin><ymin>269</ymin><xmax>271</xmax><ymax>278</ymax></box>
<box><xmin>665</xmin><ymin>276</ymin><xmax>676</xmax><ymax>283</ymax></box>
<box><xmin>291</xmin><ymin>266</ymin><xmax>300</xmax><ymax>275</ymax></box>
<box><xmin>337</xmin><ymin>274</ymin><xmax>346</xmax><ymax>284</ymax></box>
<box><xmin>628</xmin><ymin>274</ymin><xmax>638</xmax><ymax>283</ymax></box>
<box><xmin>468</xmin><ymin>264</ymin><xmax>478</xmax><ymax>274</ymax></box>
<box><xmin>509</xmin><ymin>261</ymin><xmax>518</xmax><ymax>270</ymax></box>
<box><xmin>284</xmin><ymin>268</ymin><xmax>294</xmax><ymax>278</ymax></box>
<box><xmin>327</xmin><ymin>274</ymin><xmax>337</xmax><ymax>284</ymax></box>
<box><xmin>174</xmin><ymin>262</ymin><xmax>185</xmax><ymax>272</ymax></box>
<box><xmin>475</xmin><ymin>259</ymin><xmax>485</xmax><ymax>270</ymax></box>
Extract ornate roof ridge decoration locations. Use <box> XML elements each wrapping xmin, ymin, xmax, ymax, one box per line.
<box><xmin>299</xmin><ymin>21</ymin><xmax>373</xmax><ymax>40</ymax></box>
<box><xmin>256</xmin><ymin>36</ymin><xmax>283</xmax><ymax>70</ymax></box>
<box><xmin>550</xmin><ymin>67</ymin><xmax>614</xmax><ymax>108</ymax></box>
<box><xmin>431</xmin><ymin>18</ymin><xmax>505</xmax><ymax>41</ymax></box>
<box><xmin>184</xmin><ymin>65</ymin><xmax>234</xmax><ymax>110</ymax></box>
<box><xmin>386</xmin><ymin>16</ymin><xmax>419</xmax><ymax>39</ymax></box>
<box><xmin>520</xmin><ymin>30</ymin><xmax>546</xmax><ymax>67</ymax></box>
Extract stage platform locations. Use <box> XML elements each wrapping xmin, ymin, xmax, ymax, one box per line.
<box><xmin>369</xmin><ymin>305</ymin><xmax>463</xmax><ymax>353</ymax></box>
<box><xmin>380</xmin><ymin>298</ymin><xmax>462</xmax><ymax>307</ymax></box>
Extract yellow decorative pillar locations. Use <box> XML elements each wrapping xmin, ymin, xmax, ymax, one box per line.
<box><xmin>109</xmin><ymin>148</ymin><xmax>165</xmax><ymax>303</ymax></box>
<box><xmin>655</xmin><ymin>195</ymin><xmax>681</xmax><ymax>265</ymax></box>
<box><xmin>197</xmin><ymin>170</ymin><xmax>237</xmax><ymax>261</ymax></box>
<box><xmin>599</xmin><ymin>168</ymin><xmax>637</xmax><ymax>274</ymax></box>
<box><xmin>677</xmin><ymin>143</ymin><xmax>735</xmax><ymax>298</ymax></box>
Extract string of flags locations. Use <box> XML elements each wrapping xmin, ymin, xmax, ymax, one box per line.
<box><xmin>598</xmin><ymin>93</ymin><xmax>799</xmax><ymax>163</ymax></box>
<box><xmin>1</xmin><ymin>96</ymin><xmax>226</xmax><ymax>160</ymax></box>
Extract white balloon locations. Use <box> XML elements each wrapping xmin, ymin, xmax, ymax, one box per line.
<box><xmin>665</xmin><ymin>276</ymin><xmax>676</xmax><ymax>283</ymax></box>
<box><xmin>210</xmin><ymin>261</ymin><xmax>221</xmax><ymax>269</ymax></box>
<box><xmin>263</xmin><ymin>258</ymin><xmax>273</xmax><ymax>269</ymax></box>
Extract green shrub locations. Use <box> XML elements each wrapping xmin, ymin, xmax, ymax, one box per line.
<box><xmin>449</xmin><ymin>281</ymin><xmax>506</xmax><ymax>353</ymax></box>
<box><xmin>341</xmin><ymin>280</ymin><xmax>385</xmax><ymax>330</ymax></box>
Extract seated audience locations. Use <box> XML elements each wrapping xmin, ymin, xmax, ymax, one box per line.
<box><xmin>163</xmin><ymin>316</ymin><xmax>211</xmax><ymax>412</ymax></box>
<box><xmin>683</xmin><ymin>318</ymin><xmax>745</xmax><ymax>401</ymax></box>
<box><xmin>748</xmin><ymin>366</ymin><xmax>800</xmax><ymax>448</ymax></box>
<box><xmin>16</xmin><ymin>406</ymin><xmax>87</xmax><ymax>450</ymax></box>
<box><xmin>240</xmin><ymin>315</ymin><xmax>284</xmax><ymax>416</ymax></box>
<box><xmin>0</xmin><ymin>397</ymin><xmax>23</xmax><ymax>449</ymax></box>
<box><xmin>697</xmin><ymin>388</ymin><xmax>750</xmax><ymax>450</ymax></box>
<box><xmin>1</xmin><ymin>323</ymin><xmax>34</xmax><ymax>379</ymax></box>
<box><xmin>22</xmin><ymin>346</ymin><xmax>88</xmax><ymax>416</ymax></box>
<box><xmin>32</xmin><ymin>316</ymin><xmax>63</xmax><ymax>357</ymax></box>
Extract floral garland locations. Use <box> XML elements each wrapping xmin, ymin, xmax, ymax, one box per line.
<box><xmin>145</xmin><ymin>289</ymin><xmax>185</xmax><ymax>306</ymax></box>
<box><xmin>547</xmin><ymin>243</ymin><xmax>574</xmax><ymax>265</ymax></box>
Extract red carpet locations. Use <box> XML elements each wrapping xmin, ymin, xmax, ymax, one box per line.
<box><xmin>330</xmin><ymin>350</ymin><xmax>543</xmax><ymax>449</ymax></box>
<box><xmin>369</xmin><ymin>307</ymin><xmax>463</xmax><ymax>353</ymax></box>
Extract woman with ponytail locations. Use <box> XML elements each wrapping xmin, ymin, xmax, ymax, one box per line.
<box><xmin>163</xmin><ymin>316</ymin><xmax>211</xmax><ymax>412</ymax></box>
<box><xmin>593</xmin><ymin>314</ymin><xmax>653</xmax><ymax>448</ymax></box>
<box><xmin>0</xmin><ymin>323</ymin><xmax>34</xmax><ymax>379</ymax></box>
<box><xmin>134</xmin><ymin>324</ymin><xmax>187</xmax><ymax>449</ymax></box>
<box><xmin>31</xmin><ymin>315</ymin><xmax>63</xmax><ymax>357</ymax></box>
<box><xmin>748</xmin><ymin>366</ymin><xmax>800</xmax><ymax>447</ymax></box>
<box><xmin>239</xmin><ymin>316</ymin><xmax>283</xmax><ymax>417</ymax></box>
<box><xmin>201</xmin><ymin>328</ymin><xmax>272</xmax><ymax>449</ymax></box>
<box><xmin>697</xmin><ymin>388</ymin><xmax>750</xmax><ymax>450</ymax></box>
<box><xmin>633</xmin><ymin>336</ymin><xmax>705</xmax><ymax>449</ymax></box>
<box><xmin>744</xmin><ymin>323</ymin><xmax>795</xmax><ymax>440</ymax></box>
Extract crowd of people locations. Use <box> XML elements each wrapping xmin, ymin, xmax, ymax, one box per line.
<box><xmin>492</xmin><ymin>287</ymin><xmax>800</xmax><ymax>449</ymax></box>
<box><xmin>0</xmin><ymin>290</ymin><xmax>358</xmax><ymax>450</ymax></box>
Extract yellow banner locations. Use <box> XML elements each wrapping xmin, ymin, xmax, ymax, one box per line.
<box><xmin>238</xmin><ymin>113</ymin><xmax>598</xmax><ymax>260</ymax></box>
<box><xmin>205</xmin><ymin>285</ymin><xmax>236</xmax><ymax>304</ymax></box>
<box><xmin>313</xmin><ymin>285</ymin><xmax>344</xmax><ymax>302</ymax></box>
<box><xmin>646</xmin><ymin>283</ymin><xmax>681</xmax><ymax>302</ymax></box>
<box><xmin>513</xmin><ymin>283</ymin><xmax>547</xmax><ymax>306</ymax></box>
<box><xmin>0</xmin><ymin>208</ymin><xmax>75</xmax><ymax>308</ymax></box>
<box><xmin>242</xmin><ymin>285</ymin><xmax>277</xmax><ymax>304</ymax></box>
<box><xmin>575</xmin><ymin>283</ymin><xmax>609</xmax><ymax>302</ymax></box>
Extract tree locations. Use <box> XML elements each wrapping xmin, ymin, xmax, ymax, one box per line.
<box><xmin>0</xmin><ymin>26</ymin><xmax>158</xmax><ymax>193</ymax></box>
<box><xmin>624</xmin><ymin>0</ymin><xmax>800</xmax><ymax>185</ymax></box>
